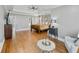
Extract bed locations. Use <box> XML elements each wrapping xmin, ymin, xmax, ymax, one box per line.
<box><xmin>31</xmin><ymin>24</ymin><xmax>50</xmax><ymax>32</ymax></box>
<box><xmin>31</xmin><ymin>15</ymin><xmax>51</xmax><ymax>32</ymax></box>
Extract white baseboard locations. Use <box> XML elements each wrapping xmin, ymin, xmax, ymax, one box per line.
<box><xmin>16</xmin><ymin>28</ymin><xmax>30</xmax><ymax>32</ymax></box>
<box><xmin>0</xmin><ymin>39</ymin><xmax>5</xmax><ymax>52</ymax></box>
<box><xmin>48</xmin><ymin>34</ymin><xmax>65</xmax><ymax>42</ymax></box>
<box><xmin>58</xmin><ymin>37</ymin><xmax>65</xmax><ymax>42</ymax></box>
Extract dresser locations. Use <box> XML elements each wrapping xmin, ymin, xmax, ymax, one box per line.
<box><xmin>4</xmin><ymin>24</ymin><xmax>12</xmax><ymax>39</ymax></box>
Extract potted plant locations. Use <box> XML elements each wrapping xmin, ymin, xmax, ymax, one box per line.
<box><xmin>5</xmin><ymin>12</ymin><xmax>10</xmax><ymax>25</ymax></box>
<box><xmin>4</xmin><ymin>11</ymin><xmax>12</xmax><ymax>39</ymax></box>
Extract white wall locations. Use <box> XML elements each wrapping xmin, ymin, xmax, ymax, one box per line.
<box><xmin>0</xmin><ymin>6</ymin><xmax>5</xmax><ymax>42</ymax></box>
<box><xmin>31</xmin><ymin>16</ymin><xmax>40</xmax><ymax>24</ymax></box>
<box><xmin>52</xmin><ymin>5</ymin><xmax>79</xmax><ymax>38</ymax></box>
<box><xmin>9</xmin><ymin>14</ymin><xmax>31</xmax><ymax>31</ymax></box>
<box><xmin>9</xmin><ymin>13</ymin><xmax>51</xmax><ymax>31</ymax></box>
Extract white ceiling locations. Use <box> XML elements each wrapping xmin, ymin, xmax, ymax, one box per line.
<box><xmin>13</xmin><ymin>5</ymin><xmax>61</xmax><ymax>11</ymax></box>
<box><xmin>4</xmin><ymin>5</ymin><xmax>62</xmax><ymax>15</ymax></box>
<box><xmin>4</xmin><ymin>5</ymin><xmax>14</xmax><ymax>12</ymax></box>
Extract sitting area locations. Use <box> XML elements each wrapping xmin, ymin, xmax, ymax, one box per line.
<box><xmin>48</xmin><ymin>28</ymin><xmax>79</xmax><ymax>53</ymax></box>
<box><xmin>64</xmin><ymin>36</ymin><xmax>79</xmax><ymax>53</ymax></box>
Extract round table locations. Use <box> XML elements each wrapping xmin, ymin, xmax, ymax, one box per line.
<box><xmin>37</xmin><ymin>39</ymin><xmax>55</xmax><ymax>53</ymax></box>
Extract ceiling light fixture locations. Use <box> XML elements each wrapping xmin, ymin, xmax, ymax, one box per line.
<box><xmin>30</xmin><ymin>6</ymin><xmax>38</xmax><ymax>10</ymax></box>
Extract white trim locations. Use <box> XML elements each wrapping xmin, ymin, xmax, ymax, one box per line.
<box><xmin>12</xmin><ymin>27</ymin><xmax>16</xmax><ymax>39</ymax></box>
<box><xmin>48</xmin><ymin>31</ymin><xmax>65</xmax><ymax>42</ymax></box>
<box><xmin>0</xmin><ymin>39</ymin><xmax>5</xmax><ymax>52</ymax></box>
<box><xmin>16</xmin><ymin>28</ymin><xmax>30</xmax><ymax>32</ymax></box>
<box><xmin>58</xmin><ymin>37</ymin><xmax>65</xmax><ymax>42</ymax></box>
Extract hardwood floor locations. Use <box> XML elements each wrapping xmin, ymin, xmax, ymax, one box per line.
<box><xmin>1</xmin><ymin>31</ymin><xmax>68</xmax><ymax>53</ymax></box>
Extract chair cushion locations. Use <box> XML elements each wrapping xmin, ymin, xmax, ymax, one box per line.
<box><xmin>69</xmin><ymin>45</ymin><xmax>78</xmax><ymax>53</ymax></box>
<box><xmin>65</xmin><ymin>36</ymin><xmax>76</xmax><ymax>43</ymax></box>
<box><xmin>65</xmin><ymin>36</ymin><xmax>78</xmax><ymax>53</ymax></box>
<box><xmin>75</xmin><ymin>39</ymin><xmax>79</xmax><ymax>47</ymax></box>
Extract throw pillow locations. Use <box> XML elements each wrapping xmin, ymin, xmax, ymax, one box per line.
<box><xmin>75</xmin><ymin>39</ymin><xmax>79</xmax><ymax>47</ymax></box>
<box><xmin>65</xmin><ymin>36</ymin><xmax>76</xmax><ymax>42</ymax></box>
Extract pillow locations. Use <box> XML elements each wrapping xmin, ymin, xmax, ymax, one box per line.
<box><xmin>65</xmin><ymin>36</ymin><xmax>76</xmax><ymax>42</ymax></box>
<box><xmin>69</xmin><ymin>45</ymin><xmax>78</xmax><ymax>53</ymax></box>
<box><xmin>75</xmin><ymin>39</ymin><xmax>79</xmax><ymax>47</ymax></box>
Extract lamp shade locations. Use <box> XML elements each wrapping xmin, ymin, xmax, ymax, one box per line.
<box><xmin>53</xmin><ymin>23</ymin><xmax>59</xmax><ymax>28</ymax></box>
<box><xmin>77</xmin><ymin>33</ymin><xmax>79</xmax><ymax>38</ymax></box>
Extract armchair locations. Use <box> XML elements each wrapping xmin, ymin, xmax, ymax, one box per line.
<box><xmin>64</xmin><ymin>36</ymin><xmax>78</xmax><ymax>53</ymax></box>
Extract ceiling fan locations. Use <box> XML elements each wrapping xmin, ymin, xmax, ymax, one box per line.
<box><xmin>29</xmin><ymin>6</ymin><xmax>38</xmax><ymax>10</ymax></box>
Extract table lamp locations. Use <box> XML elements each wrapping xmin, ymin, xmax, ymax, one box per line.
<box><xmin>77</xmin><ymin>33</ymin><xmax>79</xmax><ymax>39</ymax></box>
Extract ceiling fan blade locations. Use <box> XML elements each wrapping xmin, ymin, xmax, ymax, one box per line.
<box><xmin>28</xmin><ymin>6</ymin><xmax>38</xmax><ymax>10</ymax></box>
